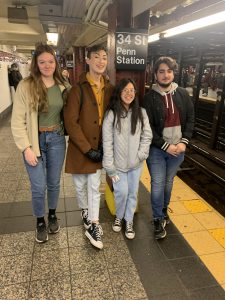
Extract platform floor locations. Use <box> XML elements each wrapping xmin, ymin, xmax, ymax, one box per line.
<box><xmin>0</xmin><ymin>114</ymin><xmax>225</xmax><ymax>300</ymax></box>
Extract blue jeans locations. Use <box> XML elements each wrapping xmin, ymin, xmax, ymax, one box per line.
<box><xmin>24</xmin><ymin>129</ymin><xmax>66</xmax><ymax>217</ymax></box>
<box><xmin>146</xmin><ymin>146</ymin><xmax>184</xmax><ymax>220</ymax></box>
<box><xmin>113</xmin><ymin>166</ymin><xmax>142</xmax><ymax>222</ymax></box>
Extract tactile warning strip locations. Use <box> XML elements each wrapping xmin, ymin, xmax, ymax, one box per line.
<box><xmin>182</xmin><ymin>199</ymin><xmax>212</xmax><ymax>213</ymax></box>
<box><xmin>140</xmin><ymin>162</ymin><xmax>225</xmax><ymax>289</ymax></box>
<box><xmin>209</xmin><ymin>228</ymin><xmax>225</xmax><ymax>248</ymax></box>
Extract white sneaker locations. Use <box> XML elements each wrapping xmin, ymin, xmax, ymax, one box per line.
<box><xmin>112</xmin><ymin>217</ymin><xmax>122</xmax><ymax>232</ymax></box>
<box><xmin>125</xmin><ymin>221</ymin><xmax>135</xmax><ymax>239</ymax></box>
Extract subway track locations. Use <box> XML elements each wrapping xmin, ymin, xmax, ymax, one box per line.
<box><xmin>178</xmin><ymin>159</ymin><xmax>225</xmax><ymax>218</ymax></box>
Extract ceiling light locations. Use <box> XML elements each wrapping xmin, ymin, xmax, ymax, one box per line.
<box><xmin>164</xmin><ymin>10</ymin><xmax>225</xmax><ymax>38</ymax></box>
<box><xmin>46</xmin><ymin>33</ymin><xmax>58</xmax><ymax>46</ymax></box>
<box><xmin>148</xmin><ymin>33</ymin><xmax>160</xmax><ymax>43</ymax></box>
<box><xmin>148</xmin><ymin>10</ymin><xmax>225</xmax><ymax>43</ymax></box>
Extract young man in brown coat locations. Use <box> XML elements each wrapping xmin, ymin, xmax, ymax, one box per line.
<box><xmin>64</xmin><ymin>45</ymin><xmax>114</xmax><ymax>249</ymax></box>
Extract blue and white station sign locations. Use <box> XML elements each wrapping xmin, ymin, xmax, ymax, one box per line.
<box><xmin>115</xmin><ymin>28</ymin><xmax>148</xmax><ymax>70</ymax></box>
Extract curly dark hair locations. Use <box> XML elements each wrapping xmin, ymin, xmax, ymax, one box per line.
<box><xmin>154</xmin><ymin>56</ymin><xmax>178</xmax><ymax>74</ymax></box>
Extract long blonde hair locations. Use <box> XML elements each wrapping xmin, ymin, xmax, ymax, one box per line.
<box><xmin>27</xmin><ymin>43</ymin><xmax>65</xmax><ymax>112</ymax></box>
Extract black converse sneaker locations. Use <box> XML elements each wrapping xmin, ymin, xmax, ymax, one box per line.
<box><xmin>48</xmin><ymin>214</ymin><xmax>60</xmax><ymax>234</ymax></box>
<box><xmin>85</xmin><ymin>223</ymin><xmax>103</xmax><ymax>249</ymax></box>
<box><xmin>125</xmin><ymin>221</ymin><xmax>135</xmax><ymax>239</ymax></box>
<box><xmin>81</xmin><ymin>209</ymin><xmax>91</xmax><ymax>229</ymax></box>
<box><xmin>154</xmin><ymin>219</ymin><xmax>166</xmax><ymax>239</ymax></box>
<box><xmin>112</xmin><ymin>217</ymin><xmax>122</xmax><ymax>232</ymax></box>
<box><xmin>36</xmin><ymin>222</ymin><xmax>48</xmax><ymax>243</ymax></box>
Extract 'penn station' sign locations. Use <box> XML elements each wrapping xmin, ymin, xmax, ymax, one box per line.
<box><xmin>115</xmin><ymin>28</ymin><xmax>148</xmax><ymax>70</ymax></box>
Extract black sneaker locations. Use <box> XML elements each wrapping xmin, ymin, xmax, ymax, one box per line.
<box><xmin>163</xmin><ymin>207</ymin><xmax>170</xmax><ymax>224</ymax></box>
<box><xmin>154</xmin><ymin>219</ymin><xmax>166</xmax><ymax>240</ymax></box>
<box><xmin>112</xmin><ymin>217</ymin><xmax>122</xmax><ymax>232</ymax></box>
<box><xmin>85</xmin><ymin>223</ymin><xmax>103</xmax><ymax>249</ymax></box>
<box><xmin>81</xmin><ymin>209</ymin><xmax>91</xmax><ymax>229</ymax></box>
<box><xmin>48</xmin><ymin>214</ymin><xmax>60</xmax><ymax>234</ymax></box>
<box><xmin>125</xmin><ymin>221</ymin><xmax>135</xmax><ymax>239</ymax></box>
<box><xmin>36</xmin><ymin>222</ymin><xmax>48</xmax><ymax>243</ymax></box>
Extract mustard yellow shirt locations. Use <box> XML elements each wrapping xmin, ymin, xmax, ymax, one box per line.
<box><xmin>86</xmin><ymin>72</ymin><xmax>105</xmax><ymax>125</ymax></box>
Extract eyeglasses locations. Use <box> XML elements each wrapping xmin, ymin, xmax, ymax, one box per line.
<box><xmin>122</xmin><ymin>89</ymin><xmax>136</xmax><ymax>94</ymax></box>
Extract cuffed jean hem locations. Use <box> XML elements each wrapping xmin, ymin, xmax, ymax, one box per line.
<box><xmin>113</xmin><ymin>166</ymin><xmax>142</xmax><ymax>222</ymax></box>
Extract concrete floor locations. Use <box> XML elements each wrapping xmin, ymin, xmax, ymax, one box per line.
<box><xmin>0</xmin><ymin>113</ymin><xmax>225</xmax><ymax>299</ymax></box>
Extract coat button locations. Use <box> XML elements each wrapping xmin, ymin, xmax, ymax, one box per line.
<box><xmin>93</xmin><ymin>137</ymin><xmax>96</xmax><ymax>140</ymax></box>
<box><xmin>94</xmin><ymin>121</ymin><xmax>97</xmax><ymax>124</ymax></box>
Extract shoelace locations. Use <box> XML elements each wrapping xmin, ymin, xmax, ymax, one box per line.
<box><xmin>49</xmin><ymin>215</ymin><xmax>58</xmax><ymax>223</ymax></box>
<box><xmin>93</xmin><ymin>224</ymin><xmax>103</xmax><ymax>240</ymax></box>
<box><xmin>37</xmin><ymin>223</ymin><xmax>46</xmax><ymax>231</ymax></box>
<box><xmin>82</xmin><ymin>210</ymin><xmax>91</xmax><ymax>226</ymax></box>
<box><xmin>114</xmin><ymin>218</ymin><xmax>121</xmax><ymax>226</ymax></box>
<box><xmin>126</xmin><ymin>222</ymin><xmax>133</xmax><ymax>232</ymax></box>
<box><xmin>82</xmin><ymin>209</ymin><xmax>88</xmax><ymax>219</ymax></box>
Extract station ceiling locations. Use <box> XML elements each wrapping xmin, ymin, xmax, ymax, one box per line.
<box><xmin>148</xmin><ymin>22</ymin><xmax>225</xmax><ymax>63</ymax></box>
<box><xmin>148</xmin><ymin>0</ymin><xmax>225</xmax><ymax>62</ymax></box>
<box><xmin>0</xmin><ymin>0</ymin><xmax>225</xmax><ymax>58</ymax></box>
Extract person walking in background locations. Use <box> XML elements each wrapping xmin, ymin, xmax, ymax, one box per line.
<box><xmin>62</xmin><ymin>68</ymin><xmax>71</xmax><ymax>84</ymax></box>
<box><xmin>143</xmin><ymin>56</ymin><xmax>194</xmax><ymax>240</ymax></box>
<box><xmin>9</xmin><ymin>63</ymin><xmax>23</xmax><ymax>91</ymax></box>
<box><xmin>11</xmin><ymin>43</ymin><xmax>70</xmax><ymax>243</ymax></box>
<box><xmin>103</xmin><ymin>78</ymin><xmax>152</xmax><ymax>239</ymax></box>
<box><xmin>63</xmin><ymin>45</ymin><xmax>114</xmax><ymax>250</ymax></box>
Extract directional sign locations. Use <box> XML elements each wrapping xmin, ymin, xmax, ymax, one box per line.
<box><xmin>115</xmin><ymin>28</ymin><xmax>148</xmax><ymax>70</ymax></box>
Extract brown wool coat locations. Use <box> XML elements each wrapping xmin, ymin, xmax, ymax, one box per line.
<box><xmin>64</xmin><ymin>73</ymin><xmax>114</xmax><ymax>174</ymax></box>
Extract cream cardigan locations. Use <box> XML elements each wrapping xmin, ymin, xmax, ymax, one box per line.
<box><xmin>11</xmin><ymin>79</ymin><xmax>67</xmax><ymax>156</ymax></box>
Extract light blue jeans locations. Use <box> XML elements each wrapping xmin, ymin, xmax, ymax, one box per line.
<box><xmin>113</xmin><ymin>166</ymin><xmax>143</xmax><ymax>222</ymax></box>
<box><xmin>24</xmin><ymin>129</ymin><xmax>66</xmax><ymax>217</ymax></box>
<box><xmin>146</xmin><ymin>146</ymin><xmax>184</xmax><ymax>220</ymax></box>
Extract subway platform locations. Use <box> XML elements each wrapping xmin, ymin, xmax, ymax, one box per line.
<box><xmin>0</xmin><ymin>113</ymin><xmax>225</xmax><ymax>300</ymax></box>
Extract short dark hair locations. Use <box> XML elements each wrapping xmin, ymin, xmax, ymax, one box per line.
<box><xmin>154</xmin><ymin>56</ymin><xmax>178</xmax><ymax>74</ymax></box>
<box><xmin>11</xmin><ymin>63</ymin><xmax>18</xmax><ymax>68</ymax></box>
<box><xmin>86</xmin><ymin>44</ymin><xmax>107</xmax><ymax>58</ymax></box>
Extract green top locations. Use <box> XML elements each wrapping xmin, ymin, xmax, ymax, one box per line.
<box><xmin>39</xmin><ymin>85</ymin><xmax>63</xmax><ymax>127</ymax></box>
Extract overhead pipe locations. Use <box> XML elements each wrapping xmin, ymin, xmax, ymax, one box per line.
<box><xmin>76</xmin><ymin>0</ymin><xmax>110</xmax><ymax>46</ymax></box>
<box><xmin>85</xmin><ymin>0</ymin><xmax>99</xmax><ymax>22</ymax></box>
<box><xmin>90</xmin><ymin>0</ymin><xmax>105</xmax><ymax>22</ymax></box>
<box><xmin>95</xmin><ymin>0</ymin><xmax>112</xmax><ymax>21</ymax></box>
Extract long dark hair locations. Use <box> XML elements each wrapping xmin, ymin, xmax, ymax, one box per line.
<box><xmin>106</xmin><ymin>78</ymin><xmax>143</xmax><ymax>135</ymax></box>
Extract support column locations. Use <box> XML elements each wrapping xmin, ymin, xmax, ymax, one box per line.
<box><xmin>193</xmin><ymin>50</ymin><xmax>204</xmax><ymax>114</ymax></box>
<box><xmin>107</xmin><ymin>0</ymin><xmax>150</xmax><ymax>102</ymax></box>
<box><xmin>64</xmin><ymin>54</ymin><xmax>73</xmax><ymax>84</ymax></box>
<box><xmin>72</xmin><ymin>46</ymin><xmax>86</xmax><ymax>84</ymax></box>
